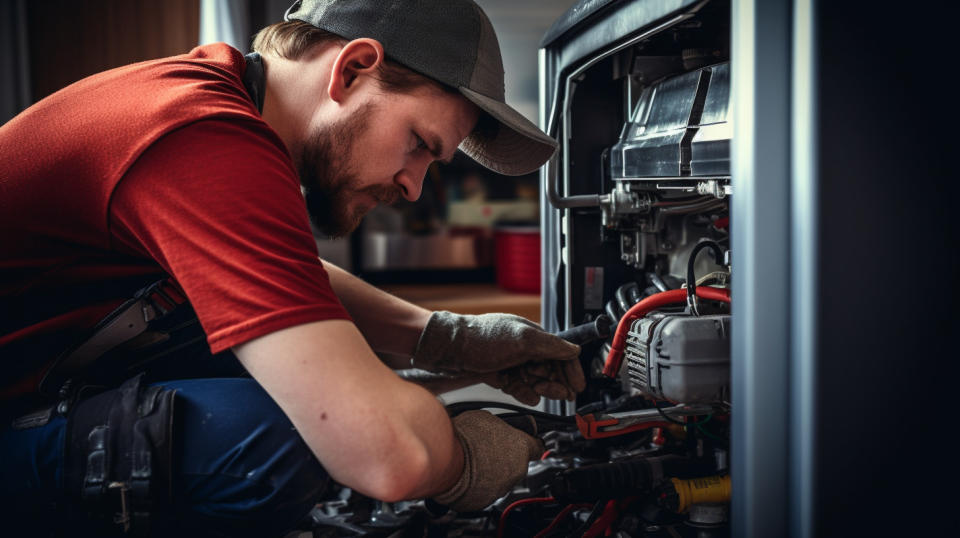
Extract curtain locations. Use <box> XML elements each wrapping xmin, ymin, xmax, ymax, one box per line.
<box><xmin>0</xmin><ymin>0</ymin><xmax>32</xmax><ymax>124</ymax></box>
<box><xmin>199</xmin><ymin>0</ymin><xmax>250</xmax><ymax>52</ymax></box>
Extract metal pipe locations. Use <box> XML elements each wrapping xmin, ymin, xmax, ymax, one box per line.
<box><xmin>545</xmin><ymin>157</ymin><xmax>602</xmax><ymax>208</ymax></box>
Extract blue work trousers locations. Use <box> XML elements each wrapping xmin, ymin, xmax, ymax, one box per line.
<box><xmin>0</xmin><ymin>378</ymin><xmax>330</xmax><ymax>537</ymax></box>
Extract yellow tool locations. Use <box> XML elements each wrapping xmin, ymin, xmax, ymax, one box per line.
<box><xmin>661</xmin><ymin>475</ymin><xmax>731</xmax><ymax>513</ymax></box>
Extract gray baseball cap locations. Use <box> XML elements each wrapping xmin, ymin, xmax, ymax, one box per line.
<box><xmin>284</xmin><ymin>0</ymin><xmax>558</xmax><ymax>176</ymax></box>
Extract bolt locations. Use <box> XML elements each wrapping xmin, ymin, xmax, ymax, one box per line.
<box><xmin>661</xmin><ymin>241</ymin><xmax>674</xmax><ymax>250</ymax></box>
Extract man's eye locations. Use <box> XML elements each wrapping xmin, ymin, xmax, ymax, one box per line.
<box><xmin>414</xmin><ymin>133</ymin><xmax>428</xmax><ymax>150</ymax></box>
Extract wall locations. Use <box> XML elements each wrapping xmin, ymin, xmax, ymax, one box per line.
<box><xmin>18</xmin><ymin>0</ymin><xmax>199</xmax><ymax>105</ymax></box>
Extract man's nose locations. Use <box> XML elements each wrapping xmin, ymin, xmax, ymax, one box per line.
<box><xmin>395</xmin><ymin>162</ymin><xmax>428</xmax><ymax>202</ymax></box>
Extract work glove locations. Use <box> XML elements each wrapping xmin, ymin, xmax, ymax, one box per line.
<box><xmin>432</xmin><ymin>410</ymin><xmax>544</xmax><ymax>512</ymax></box>
<box><xmin>411</xmin><ymin>311</ymin><xmax>585</xmax><ymax>405</ymax></box>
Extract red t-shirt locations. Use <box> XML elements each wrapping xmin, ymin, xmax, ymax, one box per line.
<box><xmin>0</xmin><ymin>44</ymin><xmax>351</xmax><ymax>398</ymax></box>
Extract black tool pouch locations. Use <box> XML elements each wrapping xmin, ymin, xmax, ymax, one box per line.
<box><xmin>63</xmin><ymin>373</ymin><xmax>178</xmax><ymax>536</ymax></box>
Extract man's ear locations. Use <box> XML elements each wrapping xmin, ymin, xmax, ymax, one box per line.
<box><xmin>328</xmin><ymin>38</ymin><xmax>385</xmax><ymax>103</ymax></box>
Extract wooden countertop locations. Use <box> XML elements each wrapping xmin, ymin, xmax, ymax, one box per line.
<box><xmin>380</xmin><ymin>283</ymin><xmax>541</xmax><ymax>323</ymax></box>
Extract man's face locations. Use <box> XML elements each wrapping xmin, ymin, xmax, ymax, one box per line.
<box><xmin>298</xmin><ymin>84</ymin><xmax>480</xmax><ymax>237</ymax></box>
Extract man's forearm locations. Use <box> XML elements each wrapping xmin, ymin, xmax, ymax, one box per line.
<box><xmin>322</xmin><ymin>260</ymin><xmax>431</xmax><ymax>364</ymax></box>
<box><xmin>234</xmin><ymin>320</ymin><xmax>464</xmax><ymax>502</ymax></box>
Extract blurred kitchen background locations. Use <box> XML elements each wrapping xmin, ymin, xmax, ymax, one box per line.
<box><xmin>1</xmin><ymin>0</ymin><xmax>577</xmax><ymax>324</ymax></box>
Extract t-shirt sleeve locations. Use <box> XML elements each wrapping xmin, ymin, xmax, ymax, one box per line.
<box><xmin>109</xmin><ymin>118</ymin><xmax>352</xmax><ymax>353</ymax></box>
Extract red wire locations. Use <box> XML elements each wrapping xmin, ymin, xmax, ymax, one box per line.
<box><xmin>531</xmin><ymin>503</ymin><xmax>591</xmax><ymax>538</ymax></box>
<box><xmin>583</xmin><ymin>497</ymin><xmax>639</xmax><ymax>538</ymax></box>
<box><xmin>582</xmin><ymin>500</ymin><xmax>618</xmax><ymax>538</ymax></box>
<box><xmin>497</xmin><ymin>497</ymin><xmax>555</xmax><ymax>538</ymax></box>
<box><xmin>602</xmin><ymin>287</ymin><xmax>731</xmax><ymax>377</ymax></box>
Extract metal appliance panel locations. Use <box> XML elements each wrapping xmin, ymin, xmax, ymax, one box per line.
<box><xmin>611</xmin><ymin>69</ymin><xmax>705</xmax><ymax>178</ymax></box>
<box><xmin>691</xmin><ymin>62</ymin><xmax>731</xmax><ymax>175</ymax></box>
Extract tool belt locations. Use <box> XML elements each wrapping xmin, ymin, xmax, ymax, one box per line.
<box><xmin>10</xmin><ymin>278</ymin><xmax>194</xmax><ymax>535</ymax></box>
<box><xmin>63</xmin><ymin>373</ymin><xmax>178</xmax><ymax>536</ymax></box>
<box><xmin>38</xmin><ymin>278</ymin><xmax>195</xmax><ymax>400</ymax></box>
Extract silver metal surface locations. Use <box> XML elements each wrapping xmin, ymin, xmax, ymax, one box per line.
<box><xmin>791</xmin><ymin>1</ymin><xmax>816</xmax><ymax>536</ymax></box>
<box><xmin>625</xmin><ymin>313</ymin><xmax>731</xmax><ymax>403</ymax></box>
<box><xmin>619</xmin><ymin>230</ymin><xmax>646</xmax><ymax>268</ymax></box>
<box><xmin>696</xmin><ymin>179</ymin><xmax>731</xmax><ymax>199</ymax></box>
<box><xmin>539</xmin><ymin>49</ymin><xmax>568</xmax><ymax>417</ymax></box>
<box><xmin>691</xmin><ymin>62</ymin><xmax>732</xmax><ymax>176</ymax></box>
<box><xmin>731</xmin><ymin>0</ymin><xmax>793</xmax><ymax>536</ymax></box>
<box><xmin>699</xmin><ymin>62</ymin><xmax>731</xmax><ymax>125</ymax></box>
<box><xmin>690</xmin><ymin>122</ymin><xmax>732</xmax><ymax>176</ymax></box>
<box><xmin>689</xmin><ymin>503</ymin><xmax>728</xmax><ymax>525</ymax></box>
<box><xmin>606</xmin><ymin>62</ymin><xmax>733</xmax><ymax>180</ymax></box>
<box><xmin>600</xmin><ymin>183</ymin><xmax>652</xmax><ymax>228</ymax></box>
<box><xmin>610</xmin><ymin>70</ymin><xmax>705</xmax><ymax>178</ymax></box>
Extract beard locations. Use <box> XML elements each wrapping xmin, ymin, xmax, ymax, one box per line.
<box><xmin>298</xmin><ymin>103</ymin><xmax>401</xmax><ymax>238</ymax></box>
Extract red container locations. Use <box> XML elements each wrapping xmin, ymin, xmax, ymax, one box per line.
<box><xmin>494</xmin><ymin>226</ymin><xmax>541</xmax><ymax>293</ymax></box>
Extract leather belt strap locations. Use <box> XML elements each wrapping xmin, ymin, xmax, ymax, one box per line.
<box><xmin>39</xmin><ymin>279</ymin><xmax>186</xmax><ymax>397</ymax></box>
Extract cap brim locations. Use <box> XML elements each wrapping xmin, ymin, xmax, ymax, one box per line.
<box><xmin>457</xmin><ymin>87</ymin><xmax>558</xmax><ymax>176</ymax></box>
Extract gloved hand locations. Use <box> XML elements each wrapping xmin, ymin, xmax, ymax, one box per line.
<box><xmin>432</xmin><ymin>410</ymin><xmax>544</xmax><ymax>512</ymax></box>
<box><xmin>411</xmin><ymin>311</ymin><xmax>585</xmax><ymax>404</ymax></box>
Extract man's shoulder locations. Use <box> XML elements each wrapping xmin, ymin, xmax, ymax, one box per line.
<box><xmin>108</xmin><ymin>43</ymin><xmax>259</xmax><ymax>123</ymax></box>
<box><xmin>139</xmin><ymin>117</ymin><xmax>293</xmax><ymax>181</ymax></box>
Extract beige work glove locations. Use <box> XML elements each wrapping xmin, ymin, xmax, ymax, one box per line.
<box><xmin>433</xmin><ymin>410</ymin><xmax>544</xmax><ymax>512</ymax></box>
<box><xmin>411</xmin><ymin>311</ymin><xmax>585</xmax><ymax>405</ymax></box>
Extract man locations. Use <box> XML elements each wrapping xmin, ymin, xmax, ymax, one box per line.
<box><xmin>0</xmin><ymin>0</ymin><xmax>584</xmax><ymax>535</ymax></box>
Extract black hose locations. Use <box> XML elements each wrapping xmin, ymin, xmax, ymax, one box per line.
<box><xmin>604</xmin><ymin>300</ymin><xmax>622</xmax><ymax>325</ymax></box>
<box><xmin>686</xmin><ymin>240</ymin><xmax>725</xmax><ymax>312</ymax></box>
<box><xmin>627</xmin><ymin>282</ymin><xmax>643</xmax><ymax>304</ymax></box>
<box><xmin>498</xmin><ymin>412</ymin><xmax>577</xmax><ymax>435</ymax></box>
<box><xmin>551</xmin><ymin>459</ymin><xmax>655</xmax><ymax>501</ymax></box>
<box><xmin>555</xmin><ymin>316</ymin><xmax>612</xmax><ymax>346</ymax></box>
<box><xmin>604</xmin><ymin>280</ymin><xmax>644</xmax><ymax>325</ymax></box>
<box><xmin>648</xmin><ymin>273</ymin><xmax>670</xmax><ymax>292</ymax></box>
<box><xmin>551</xmin><ymin>456</ymin><xmax>720</xmax><ymax>502</ymax></box>
<box><xmin>615</xmin><ymin>282</ymin><xmax>638</xmax><ymax>316</ymax></box>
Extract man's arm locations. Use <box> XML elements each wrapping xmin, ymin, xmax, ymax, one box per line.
<box><xmin>323</xmin><ymin>261</ymin><xmax>430</xmax><ymax>367</ymax></box>
<box><xmin>233</xmin><ymin>319</ymin><xmax>461</xmax><ymax>501</ymax></box>
<box><xmin>322</xmin><ymin>260</ymin><xmax>585</xmax><ymax>403</ymax></box>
